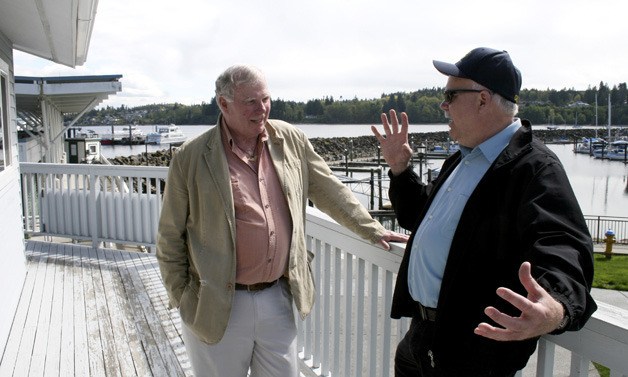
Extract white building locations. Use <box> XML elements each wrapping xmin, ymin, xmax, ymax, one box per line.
<box><xmin>0</xmin><ymin>0</ymin><xmax>119</xmax><ymax>356</ymax></box>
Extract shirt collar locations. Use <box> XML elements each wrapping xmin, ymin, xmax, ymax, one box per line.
<box><xmin>220</xmin><ymin>116</ymin><xmax>269</xmax><ymax>151</ymax></box>
<box><xmin>460</xmin><ymin>118</ymin><xmax>522</xmax><ymax>163</ymax></box>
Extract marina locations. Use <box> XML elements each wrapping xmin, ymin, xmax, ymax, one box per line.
<box><xmin>92</xmin><ymin>123</ymin><xmax>628</xmax><ymax>218</ymax></box>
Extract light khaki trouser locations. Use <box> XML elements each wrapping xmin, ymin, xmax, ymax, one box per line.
<box><xmin>181</xmin><ymin>279</ymin><xmax>298</xmax><ymax>377</ymax></box>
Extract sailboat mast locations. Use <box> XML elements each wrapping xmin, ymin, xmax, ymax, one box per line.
<box><xmin>595</xmin><ymin>92</ymin><xmax>598</xmax><ymax>127</ymax></box>
<box><xmin>607</xmin><ymin>94</ymin><xmax>611</xmax><ymax>140</ymax></box>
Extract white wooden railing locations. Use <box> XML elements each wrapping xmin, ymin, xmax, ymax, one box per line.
<box><xmin>20</xmin><ymin>162</ymin><xmax>168</xmax><ymax>248</ymax></box>
<box><xmin>302</xmin><ymin>208</ymin><xmax>628</xmax><ymax>377</ymax></box>
<box><xmin>18</xmin><ymin>162</ymin><xmax>628</xmax><ymax>377</ymax></box>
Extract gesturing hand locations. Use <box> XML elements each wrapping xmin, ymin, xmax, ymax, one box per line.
<box><xmin>371</xmin><ymin>110</ymin><xmax>413</xmax><ymax>175</ymax></box>
<box><xmin>474</xmin><ymin>262</ymin><xmax>566</xmax><ymax>341</ymax></box>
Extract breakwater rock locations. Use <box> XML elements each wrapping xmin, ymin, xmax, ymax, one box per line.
<box><xmin>107</xmin><ymin>128</ymin><xmax>610</xmax><ymax>167</ymax></box>
<box><xmin>108</xmin><ymin>148</ymin><xmax>173</xmax><ymax>166</ymax></box>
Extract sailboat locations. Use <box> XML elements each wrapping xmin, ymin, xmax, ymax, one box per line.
<box><xmin>592</xmin><ymin>94</ymin><xmax>627</xmax><ymax>161</ymax></box>
<box><xmin>546</xmin><ymin>112</ymin><xmax>558</xmax><ymax>130</ymax></box>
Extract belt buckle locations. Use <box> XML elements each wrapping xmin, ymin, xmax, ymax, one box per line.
<box><xmin>419</xmin><ymin>304</ymin><xmax>428</xmax><ymax>321</ymax></box>
<box><xmin>244</xmin><ymin>282</ymin><xmax>261</xmax><ymax>291</ymax></box>
<box><xmin>250</xmin><ymin>282</ymin><xmax>266</xmax><ymax>291</ymax></box>
<box><xmin>416</xmin><ymin>301</ymin><xmax>436</xmax><ymax>321</ymax></box>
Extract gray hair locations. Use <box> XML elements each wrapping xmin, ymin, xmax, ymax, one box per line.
<box><xmin>215</xmin><ymin>65</ymin><xmax>266</xmax><ymax>101</ymax></box>
<box><xmin>470</xmin><ymin>82</ymin><xmax>518</xmax><ymax>116</ymax></box>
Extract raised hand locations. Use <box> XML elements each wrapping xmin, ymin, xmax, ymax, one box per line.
<box><xmin>371</xmin><ymin>110</ymin><xmax>413</xmax><ymax>175</ymax></box>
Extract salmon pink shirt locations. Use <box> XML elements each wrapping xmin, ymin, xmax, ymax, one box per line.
<box><xmin>221</xmin><ymin>121</ymin><xmax>293</xmax><ymax>285</ymax></box>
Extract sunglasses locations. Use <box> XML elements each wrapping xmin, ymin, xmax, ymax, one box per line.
<box><xmin>443</xmin><ymin>89</ymin><xmax>488</xmax><ymax>103</ymax></box>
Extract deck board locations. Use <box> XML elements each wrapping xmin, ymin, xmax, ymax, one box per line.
<box><xmin>17</xmin><ymin>241</ymin><xmax>48</xmax><ymax>376</ymax></box>
<box><xmin>101</xmin><ymin>248</ymin><xmax>150</xmax><ymax>377</ymax></box>
<box><xmin>90</xmin><ymin>247</ymin><xmax>123</xmax><ymax>377</ymax></box>
<box><xmin>0</xmin><ymin>240</ymin><xmax>190</xmax><ymax>377</ymax></box>
<box><xmin>59</xmin><ymin>244</ymin><xmax>76</xmax><ymax>377</ymax></box>
<box><xmin>43</xmin><ymin>241</ymin><xmax>65</xmax><ymax>377</ymax></box>
<box><xmin>83</xmin><ymin>246</ymin><xmax>106</xmax><ymax>377</ymax></box>
<box><xmin>118</xmin><ymin>247</ymin><xmax>186</xmax><ymax>377</ymax></box>
<box><xmin>74</xmin><ymin>243</ymin><xmax>91</xmax><ymax>377</ymax></box>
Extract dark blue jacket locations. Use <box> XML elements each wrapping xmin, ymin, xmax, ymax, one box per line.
<box><xmin>389</xmin><ymin>120</ymin><xmax>596</xmax><ymax>373</ymax></box>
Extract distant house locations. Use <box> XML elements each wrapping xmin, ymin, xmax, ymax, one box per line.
<box><xmin>0</xmin><ymin>0</ymin><xmax>118</xmax><ymax>356</ymax></box>
<box><xmin>567</xmin><ymin>101</ymin><xmax>591</xmax><ymax>108</ymax></box>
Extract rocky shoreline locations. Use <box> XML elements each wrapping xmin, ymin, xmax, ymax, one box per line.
<box><xmin>107</xmin><ymin>127</ymin><xmax>616</xmax><ymax>167</ymax></box>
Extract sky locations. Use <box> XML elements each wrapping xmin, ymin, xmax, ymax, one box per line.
<box><xmin>13</xmin><ymin>0</ymin><xmax>628</xmax><ymax>109</ymax></box>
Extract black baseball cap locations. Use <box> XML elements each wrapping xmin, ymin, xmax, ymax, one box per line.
<box><xmin>433</xmin><ymin>47</ymin><xmax>522</xmax><ymax>103</ymax></box>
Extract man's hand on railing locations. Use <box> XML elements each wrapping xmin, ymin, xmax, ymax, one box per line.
<box><xmin>474</xmin><ymin>262</ymin><xmax>566</xmax><ymax>341</ymax></box>
<box><xmin>378</xmin><ymin>230</ymin><xmax>409</xmax><ymax>251</ymax></box>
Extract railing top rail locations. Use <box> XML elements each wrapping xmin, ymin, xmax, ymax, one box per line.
<box><xmin>20</xmin><ymin>162</ymin><xmax>169</xmax><ymax>178</ymax></box>
<box><xmin>306</xmin><ymin>207</ymin><xmax>405</xmax><ymax>270</ymax></box>
<box><xmin>584</xmin><ymin>214</ymin><xmax>628</xmax><ymax>221</ymax></box>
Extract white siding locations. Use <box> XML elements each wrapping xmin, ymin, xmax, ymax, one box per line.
<box><xmin>0</xmin><ymin>31</ymin><xmax>27</xmax><ymax>360</ymax></box>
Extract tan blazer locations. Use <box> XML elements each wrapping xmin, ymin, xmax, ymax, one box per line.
<box><xmin>156</xmin><ymin>118</ymin><xmax>386</xmax><ymax>344</ymax></box>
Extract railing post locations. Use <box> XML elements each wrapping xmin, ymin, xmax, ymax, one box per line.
<box><xmin>535</xmin><ymin>338</ymin><xmax>555</xmax><ymax>377</ymax></box>
<box><xmin>344</xmin><ymin>252</ymin><xmax>354</xmax><ymax>376</ymax></box>
<box><xmin>569</xmin><ymin>353</ymin><xmax>589</xmax><ymax>377</ymax></box>
<box><xmin>356</xmin><ymin>258</ymin><xmax>365</xmax><ymax>375</ymax></box>
<box><xmin>378</xmin><ymin>168</ymin><xmax>383</xmax><ymax>210</ymax></box>
<box><xmin>369</xmin><ymin>169</ymin><xmax>374</xmax><ymax>210</ymax></box>
<box><xmin>89</xmin><ymin>172</ymin><xmax>100</xmax><ymax>249</ymax></box>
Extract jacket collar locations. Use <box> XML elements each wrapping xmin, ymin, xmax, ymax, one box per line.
<box><xmin>492</xmin><ymin>119</ymin><xmax>533</xmax><ymax>169</ymax></box>
<box><xmin>436</xmin><ymin>119</ymin><xmax>533</xmax><ymax>194</ymax></box>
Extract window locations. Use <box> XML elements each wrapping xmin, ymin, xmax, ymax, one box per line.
<box><xmin>0</xmin><ymin>72</ymin><xmax>10</xmax><ymax>171</ymax></box>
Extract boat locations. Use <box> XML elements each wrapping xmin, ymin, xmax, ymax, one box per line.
<box><xmin>574</xmin><ymin>137</ymin><xmax>607</xmax><ymax>155</ymax></box>
<box><xmin>145</xmin><ymin>124</ymin><xmax>187</xmax><ymax>146</ymax></box>
<box><xmin>425</xmin><ymin>142</ymin><xmax>459</xmax><ymax>158</ymax></box>
<box><xmin>605</xmin><ymin>149</ymin><xmax>628</xmax><ymax>161</ymax></box>
<box><xmin>100</xmin><ymin>126</ymin><xmax>145</xmax><ymax>145</ymax></box>
<box><xmin>593</xmin><ymin>140</ymin><xmax>628</xmax><ymax>161</ymax></box>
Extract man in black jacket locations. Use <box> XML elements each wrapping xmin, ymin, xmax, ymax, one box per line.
<box><xmin>371</xmin><ymin>47</ymin><xmax>596</xmax><ymax>376</ymax></box>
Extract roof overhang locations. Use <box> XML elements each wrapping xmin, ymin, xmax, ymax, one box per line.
<box><xmin>0</xmin><ymin>0</ymin><xmax>98</xmax><ymax>67</ymax></box>
<box><xmin>15</xmin><ymin>75</ymin><xmax>122</xmax><ymax>114</ymax></box>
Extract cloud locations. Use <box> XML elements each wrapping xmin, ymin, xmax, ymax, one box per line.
<box><xmin>13</xmin><ymin>0</ymin><xmax>628</xmax><ymax>109</ymax></box>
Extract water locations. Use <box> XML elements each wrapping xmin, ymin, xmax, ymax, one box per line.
<box><xmin>88</xmin><ymin>124</ymin><xmax>628</xmax><ymax>218</ymax></box>
<box><xmin>551</xmin><ymin>144</ymin><xmax>627</xmax><ymax>218</ymax></box>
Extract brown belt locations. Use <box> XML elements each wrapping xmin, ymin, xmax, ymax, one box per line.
<box><xmin>235</xmin><ymin>279</ymin><xmax>279</xmax><ymax>292</ymax></box>
<box><xmin>414</xmin><ymin>301</ymin><xmax>437</xmax><ymax>322</ymax></box>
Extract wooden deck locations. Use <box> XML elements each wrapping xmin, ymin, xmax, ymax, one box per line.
<box><xmin>0</xmin><ymin>240</ymin><xmax>191</xmax><ymax>377</ymax></box>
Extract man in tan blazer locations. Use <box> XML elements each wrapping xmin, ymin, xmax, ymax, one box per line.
<box><xmin>156</xmin><ymin>65</ymin><xmax>407</xmax><ymax>377</ymax></box>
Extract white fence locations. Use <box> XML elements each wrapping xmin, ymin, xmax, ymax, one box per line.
<box><xmin>20</xmin><ymin>162</ymin><xmax>168</xmax><ymax>247</ymax></box>
<box><xmin>303</xmin><ymin>207</ymin><xmax>628</xmax><ymax>377</ymax></box>
<box><xmin>300</xmin><ymin>208</ymin><xmax>409</xmax><ymax>377</ymax></box>
<box><xmin>18</xmin><ymin>163</ymin><xmax>628</xmax><ymax>377</ymax></box>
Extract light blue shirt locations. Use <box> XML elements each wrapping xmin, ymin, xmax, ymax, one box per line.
<box><xmin>408</xmin><ymin>119</ymin><xmax>522</xmax><ymax>308</ymax></box>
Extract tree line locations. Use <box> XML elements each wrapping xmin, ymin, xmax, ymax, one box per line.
<box><xmin>76</xmin><ymin>82</ymin><xmax>628</xmax><ymax>127</ymax></box>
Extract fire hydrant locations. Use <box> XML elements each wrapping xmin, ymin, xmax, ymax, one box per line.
<box><xmin>604</xmin><ymin>229</ymin><xmax>616</xmax><ymax>260</ymax></box>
